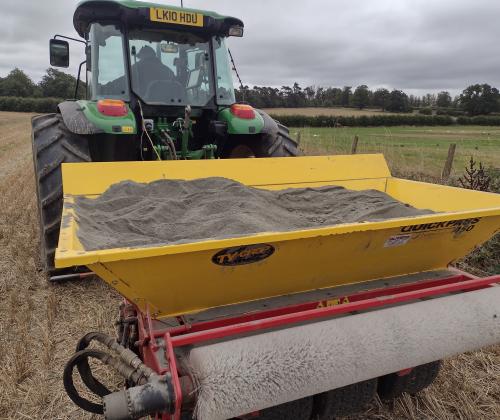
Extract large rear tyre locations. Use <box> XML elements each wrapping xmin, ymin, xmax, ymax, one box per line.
<box><xmin>312</xmin><ymin>378</ymin><xmax>377</xmax><ymax>419</ymax></box>
<box><xmin>31</xmin><ymin>113</ymin><xmax>91</xmax><ymax>274</ymax></box>
<box><xmin>377</xmin><ymin>360</ymin><xmax>441</xmax><ymax>400</ymax></box>
<box><xmin>257</xmin><ymin>396</ymin><xmax>313</xmax><ymax>420</ymax></box>
<box><xmin>224</xmin><ymin>120</ymin><xmax>301</xmax><ymax>158</ymax></box>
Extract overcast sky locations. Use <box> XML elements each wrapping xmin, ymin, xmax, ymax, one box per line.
<box><xmin>2</xmin><ymin>0</ymin><xmax>499</xmax><ymax>96</ymax></box>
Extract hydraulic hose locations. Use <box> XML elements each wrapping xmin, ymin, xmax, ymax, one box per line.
<box><xmin>76</xmin><ymin>332</ymin><xmax>155</xmax><ymax>379</ymax></box>
<box><xmin>64</xmin><ymin>331</ymin><xmax>185</xmax><ymax>418</ymax></box>
<box><xmin>64</xmin><ymin>332</ymin><xmax>158</xmax><ymax>415</ymax></box>
<box><xmin>63</xmin><ymin>349</ymin><xmax>114</xmax><ymax>414</ymax></box>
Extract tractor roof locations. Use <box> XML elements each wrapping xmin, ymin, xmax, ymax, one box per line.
<box><xmin>74</xmin><ymin>0</ymin><xmax>244</xmax><ymax>38</ymax></box>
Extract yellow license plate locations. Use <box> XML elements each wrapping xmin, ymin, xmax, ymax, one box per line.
<box><xmin>150</xmin><ymin>8</ymin><xmax>204</xmax><ymax>27</ymax></box>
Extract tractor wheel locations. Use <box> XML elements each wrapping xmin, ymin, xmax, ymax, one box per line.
<box><xmin>225</xmin><ymin>123</ymin><xmax>301</xmax><ymax>158</ymax></box>
<box><xmin>256</xmin><ymin>396</ymin><xmax>313</xmax><ymax>420</ymax></box>
<box><xmin>377</xmin><ymin>361</ymin><xmax>441</xmax><ymax>400</ymax></box>
<box><xmin>31</xmin><ymin>113</ymin><xmax>91</xmax><ymax>274</ymax></box>
<box><xmin>312</xmin><ymin>378</ymin><xmax>377</xmax><ymax>419</ymax></box>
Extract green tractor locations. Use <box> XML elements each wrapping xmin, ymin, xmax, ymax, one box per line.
<box><xmin>32</xmin><ymin>0</ymin><xmax>299</xmax><ymax>275</ymax></box>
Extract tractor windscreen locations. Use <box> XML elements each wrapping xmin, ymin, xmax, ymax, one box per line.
<box><xmin>128</xmin><ymin>30</ymin><xmax>215</xmax><ymax>107</ymax></box>
<box><xmin>90</xmin><ymin>24</ymin><xmax>236</xmax><ymax>106</ymax></box>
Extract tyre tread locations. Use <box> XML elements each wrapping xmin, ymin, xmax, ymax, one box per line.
<box><xmin>377</xmin><ymin>361</ymin><xmax>441</xmax><ymax>400</ymax></box>
<box><xmin>33</xmin><ymin>114</ymin><xmax>58</xmax><ymax>134</ymax></box>
<box><xmin>32</xmin><ymin>114</ymin><xmax>90</xmax><ymax>273</ymax></box>
<box><xmin>258</xmin><ymin>396</ymin><xmax>313</xmax><ymax>420</ymax></box>
<box><xmin>312</xmin><ymin>379</ymin><xmax>377</xmax><ymax>419</ymax></box>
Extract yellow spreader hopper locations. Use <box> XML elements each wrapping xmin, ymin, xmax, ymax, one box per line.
<box><xmin>56</xmin><ymin>154</ymin><xmax>500</xmax><ymax>318</ymax></box>
<box><xmin>56</xmin><ymin>154</ymin><xmax>500</xmax><ymax>420</ymax></box>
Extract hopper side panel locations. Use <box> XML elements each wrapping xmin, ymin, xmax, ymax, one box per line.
<box><xmin>60</xmin><ymin>154</ymin><xmax>391</xmax><ymax>196</ymax></box>
<box><xmin>387</xmin><ymin>178</ymin><xmax>500</xmax><ymax>212</ymax></box>
<box><xmin>94</xmin><ymin>215</ymin><xmax>500</xmax><ymax>317</ymax></box>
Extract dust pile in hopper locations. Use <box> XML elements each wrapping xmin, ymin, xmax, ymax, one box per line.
<box><xmin>74</xmin><ymin>177</ymin><xmax>433</xmax><ymax>251</ymax></box>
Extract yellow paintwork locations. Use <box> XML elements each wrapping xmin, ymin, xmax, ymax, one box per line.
<box><xmin>55</xmin><ymin>155</ymin><xmax>500</xmax><ymax>318</ymax></box>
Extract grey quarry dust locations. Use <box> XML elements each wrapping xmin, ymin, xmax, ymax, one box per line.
<box><xmin>74</xmin><ymin>177</ymin><xmax>434</xmax><ymax>251</ymax></box>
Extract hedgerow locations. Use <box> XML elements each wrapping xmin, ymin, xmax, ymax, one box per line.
<box><xmin>456</xmin><ymin>115</ymin><xmax>500</xmax><ymax>126</ymax></box>
<box><xmin>0</xmin><ymin>96</ymin><xmax>62</xmax><ymax>113</ymax></box>
<box><xmin>270</xmin><ymin>114</ymin><xmax>456</xmax><ymax>127</ymax></box>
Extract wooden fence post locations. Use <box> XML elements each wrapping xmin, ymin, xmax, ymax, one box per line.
<box><xmin>351</xmin><ymin>135</ymin><xmax>359</xmax><ymax>154</ymax></box>
<box><xmin>441</xmin><ymin>143</ymin><xmax>457</xmax><ymax>180</ymax></box>
<box><xmin>296</xmin><ymin>131</ymin><xmax>301</xmax><ymax>145</ymax></box>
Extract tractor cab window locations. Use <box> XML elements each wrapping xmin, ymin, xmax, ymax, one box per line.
<box><xmin>89</xmin><ymin>23</ymin><xmax>129</xmax><ymax>100</ymax></box>
<box><xmin>213</xmin><ymin>37</ymin><xmax>236</xmax><ymax>105</ymax></box>
<box><xmin>128</xmin><ymin>30</ymin><xmax>214</xmax><ymax>107</ymax></box>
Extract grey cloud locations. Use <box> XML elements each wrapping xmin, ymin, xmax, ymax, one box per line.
<box><xmin>1</xmin><ymin>0</ymin><xmax>85</xmax><ymax>80</ymax></box>
<box><xmin>2</xmin><ymin>0</ymin><xmax>499</xmax><ymax>95</ymax></box>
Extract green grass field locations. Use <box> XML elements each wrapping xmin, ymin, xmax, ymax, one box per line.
<box><xmin>294</xmin><ymin>125</ymin><xmax>500</xmax><ymax>178</ymax></box>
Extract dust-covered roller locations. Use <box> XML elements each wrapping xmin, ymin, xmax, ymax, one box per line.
<box><xmin>56</xmin><ymin>155</ymin><xmax>500</xmax><ymax>420</ymax></box>
<box><xmin>188</xmin><ymin>286</ymin><xmax>500</xmax><ymax>420</ymax></box>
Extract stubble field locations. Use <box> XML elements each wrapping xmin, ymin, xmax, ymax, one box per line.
<box><xmin>0</xmin><ymin>111</ymin><xmax>498</xmax><ymax>419</ymax></box>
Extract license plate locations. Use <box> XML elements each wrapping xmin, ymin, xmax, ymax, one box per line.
<box><xmin>150</xmin><ymin>8</ymin><xmax>204</xmax><ymax>27</ymax></box>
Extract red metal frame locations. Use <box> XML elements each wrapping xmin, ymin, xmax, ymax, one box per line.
<box><xmin>133</xmin><ymin>272</ymin><xmax>500</xmax><ymax>420</ymax></box>
<box><xmin>165</xmin><ymin>333</ymin><xmax>183</xmax><ymax>419</ymax></box>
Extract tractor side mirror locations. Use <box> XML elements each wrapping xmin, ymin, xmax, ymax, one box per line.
<box><xmin>50</xmin><ymin>39</ymin><xmax>70</xmax><ymax>68</ymax></box>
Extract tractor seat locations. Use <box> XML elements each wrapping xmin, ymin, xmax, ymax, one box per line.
<box><xmin>144</xmin><ymin>80</ymin><xmax>186</xmax><ymax>104</ymax></box>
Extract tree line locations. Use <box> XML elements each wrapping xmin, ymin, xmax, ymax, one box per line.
<box><xmin>236</xmin><ymin>83</ymin><xmax>500</xmax><ymax>116</ymax></box>
<box><xmin>0</xmin><ymin>68</ymin><xmax>84</xmax><ymax>100</ymax></box>
<box><xmin>1</xmin><ymin>67</ymin><xmax>499</xmax><ymax>117</ymax></box>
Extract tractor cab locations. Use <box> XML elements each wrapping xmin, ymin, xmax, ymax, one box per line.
<box><xmin>50</xmin><ymin>0</ymin><xmax>246</xmax><ymax>160</ymax></box>
<box><xmin>79</xmin><ymin>2</ymin><xmax>242</xmax><ymax>111</ymax></box>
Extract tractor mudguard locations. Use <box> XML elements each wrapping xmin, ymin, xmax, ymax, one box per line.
<box><xmin>217</xmin><ymin>107</ymin><xmax>286</xmax><ymax>137</ymax></box>
<box><xmin>218</xmin><ymin>107</ymin><xmax>265</xmax><ymax>135</ymax></box>
<box><xmin>58</xmin><ymin>101</ymin><xmax>104</xmax><ymax>135</ymax></box>
<box><xmin>58</xmin><ymin>100</ymin><xmax>137</xmax><ymax>136</ymax></box>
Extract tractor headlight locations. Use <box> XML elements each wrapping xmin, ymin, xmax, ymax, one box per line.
<box><xmin>228</xmin><ymin>26</ymin><xmax>244</xmax><ymax>37</ymax></box>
